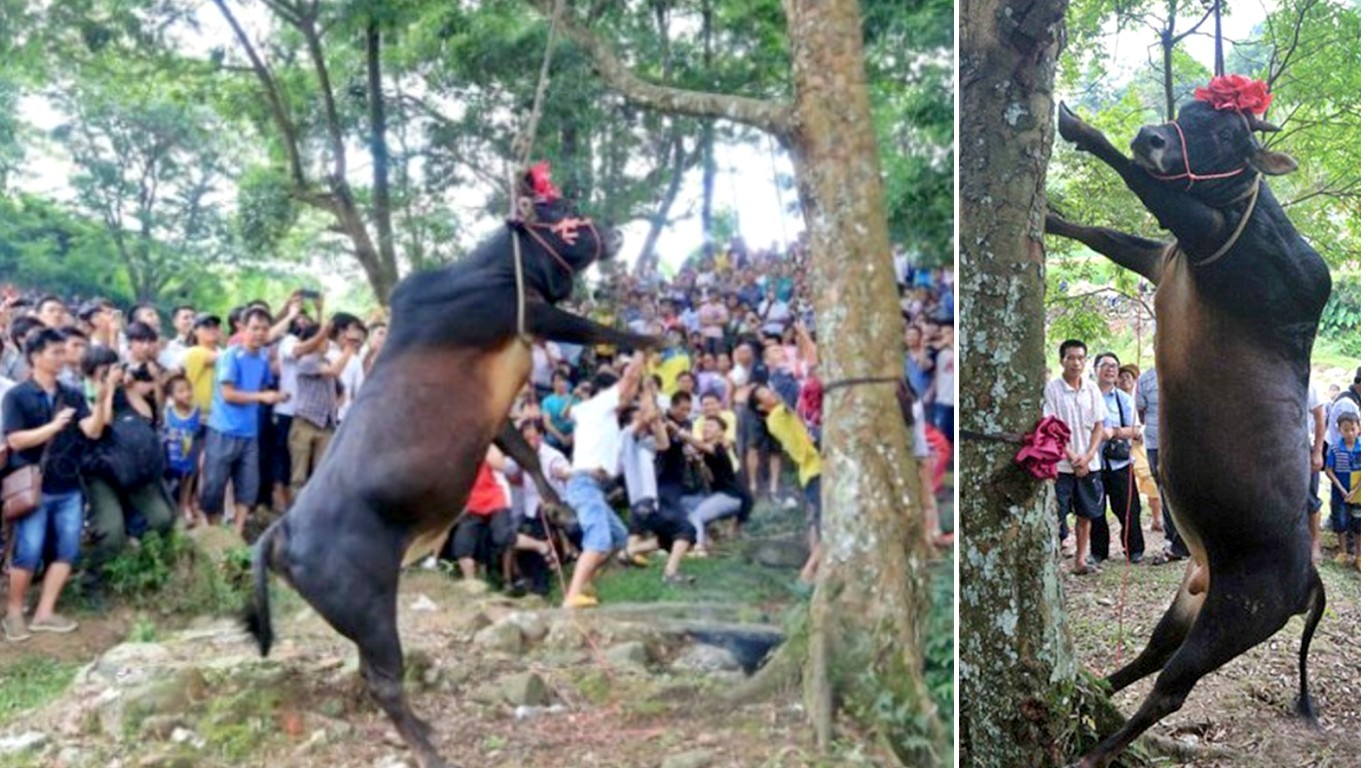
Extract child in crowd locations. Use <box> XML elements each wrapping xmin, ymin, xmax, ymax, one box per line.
<box><xmin>162</xmin><ymin>374</ymin><xmax>204</xmax><ymax>528</ymax></box>
<box><xmin>1325</xmin><ymin>411</ymin><xmax>1361</xmax><ymax>569</ymax></box>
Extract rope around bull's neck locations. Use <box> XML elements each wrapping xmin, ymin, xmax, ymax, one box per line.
<box><xmin>1186</xmin><ymin>174</ymin><xmax>1261</xmax><ymax>268</ymax></box>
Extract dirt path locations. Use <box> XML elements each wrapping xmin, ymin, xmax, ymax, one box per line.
<box><xmin>1063</xmin><ymin>525</ymin><xmax>1360</xmax><ymax>767</ymax></box>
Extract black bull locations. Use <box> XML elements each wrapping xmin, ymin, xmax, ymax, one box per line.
<box><xmin>244</xmin><ymin>189</ymin><xmax>655</xmax><ymax>768</ymax></box>
<box><xmin>1047</xmin><ymin>100</ymin><xmax>1332</xmax><ymax>768</ymax></box>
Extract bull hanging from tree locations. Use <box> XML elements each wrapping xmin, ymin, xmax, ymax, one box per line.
<box><xmin>1046</xmin><ymin>76</ymin><xmax>1332</xmax><ymax>768</ymax></box>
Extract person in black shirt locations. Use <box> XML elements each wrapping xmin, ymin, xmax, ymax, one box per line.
<box><xmin>3</xmin><ymin>329</ymin><xmax>109</xmax><ymax>643</ymax></box>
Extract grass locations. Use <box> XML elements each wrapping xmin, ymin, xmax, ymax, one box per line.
<box><xmin>595</xmin><ymin>548</ymin><xmax>799</xmax><ymax>608</ymax></box>
<box><xmin>0</xmin><ymin>657</ymin><xmax>79</xmax><ymax>727</ymax></box>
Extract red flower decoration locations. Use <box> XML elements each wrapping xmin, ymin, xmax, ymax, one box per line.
<box><xmin>1014</xmin><ymin>416</ymin><xmax>1072</xmax><ymax>481</ymax></box>
<box><xmin>528</xmin><ymin>161</ymin><xmax>561</xmax><ymax>202</ymax></box>
<box><xmin>1194</xmin><ymin>75</ymin><xmax>1273</xmax><ymax>115</ymax></box>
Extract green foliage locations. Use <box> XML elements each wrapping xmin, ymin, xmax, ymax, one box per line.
<box><xmin>103</xmin><ymin>531</ymin><xmax>253</xmax><ymax>616</ymax></box>
<box><xmin>105</xmin><ymin>530</ymin><xmax>189</xmax><ymax>597</ymax></box>
<box><xmin>0</xmin><ymin>193</ymin><xmax>131</xmax><ymax>301</ymax></box>
<box><xmin>0</xmin><ymin>658</ymin><xmax>79</xmax><ymax>727</ymax></box>
<box><xmin>127</xmin><ymin>615</ymin><xmax>159</xmax><ymax>643</ymax></box>
<box><xmin>1319</xmin><ymin>274</ymin><xmax>1362</xmax><ymax>359</ymax></box>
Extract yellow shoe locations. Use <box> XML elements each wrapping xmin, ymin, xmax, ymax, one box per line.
<box><xmin>563</xmin><ymin>593</ymin><xmax>599</xmax><ymax>609</ymax></box>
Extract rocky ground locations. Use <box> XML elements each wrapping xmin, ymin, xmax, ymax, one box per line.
<box><xmin>1062</xmin><ymin>523</ymin><xmax>1361</xmax><ymax>767</ymax></box>
<box><xmin>0</xmin><ymin>571</ymin><xmax>822</xmax><ymax>768</ymax></box>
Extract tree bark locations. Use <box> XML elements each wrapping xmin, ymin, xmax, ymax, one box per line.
<box><xmin>958</xmin><ymin>0</ymin><xmax>1079</xmax><ymax>765</ymax></box>
<box><xmin>784</xmin><ymin>0</ymin><xmax>942</xmax><ymax>762</ymax></box>
<box><xmin>367</xmin><ymin>20</ymin><xmax>399</xmax><ymax>291</ymax></box>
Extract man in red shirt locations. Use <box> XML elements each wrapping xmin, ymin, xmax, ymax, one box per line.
<box><xmin>448</xmin><ymin>446</ymin><xmax>517</xmax><ymax>580</ymax></box>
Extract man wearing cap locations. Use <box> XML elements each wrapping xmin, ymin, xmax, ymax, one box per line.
<box><xmin>183</xmin><ymin>313</ymin><xmax>223</xmax><ymax>417</ymax></box>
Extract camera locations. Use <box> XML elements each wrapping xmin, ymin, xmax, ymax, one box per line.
<box><xmin>299</xmin><ymin>289</ymin><xmax>321</xmax><ymax>300</ymax></box>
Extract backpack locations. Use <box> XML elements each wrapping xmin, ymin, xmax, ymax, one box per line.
<box><xmin>87</xmin><ymin>412</ymin><xmax>165</xmax><ymax>490</ymax></box>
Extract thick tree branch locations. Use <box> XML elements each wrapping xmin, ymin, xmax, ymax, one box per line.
<box><xmin>209</xmin><ymin>0</ymin><xmax>308</xmax><ymax>190</ymax></box>
<box><xmin>526</xmin><ymin>0</ymin><xmax>795</xmax><ymax>137</ymax></box>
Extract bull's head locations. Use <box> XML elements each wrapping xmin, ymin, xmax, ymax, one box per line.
<box><xmin>519</xmin><ymin>163</ymin><xmax>623</xmax><ymax>267</ymax></box>
<box><xmin>1130</xmin><ymin>79</ymin><xmax>1298</xmax><ymax>205</ymax></box>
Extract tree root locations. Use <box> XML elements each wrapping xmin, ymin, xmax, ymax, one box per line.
<box><xmin>723</xmin><ymin>643</ymin><xmax>803</xmax><ymax>705</ymax></box>
<box><xmin>1138</xmin><ymin>733</ymin><xmax>1241</xmax><ymax>763</ymax></box>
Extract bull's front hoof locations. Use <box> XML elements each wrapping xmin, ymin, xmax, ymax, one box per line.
<box><xmin>1057</xmin><ymin>102</ymin><xmax>1098</xmax><ymax>149</ymax></box>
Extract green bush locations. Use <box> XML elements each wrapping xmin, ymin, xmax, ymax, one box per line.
<box><xmin>102</xmin><ymin>530</ymin><xmax>254</xmax><ymax>616</ymax></box>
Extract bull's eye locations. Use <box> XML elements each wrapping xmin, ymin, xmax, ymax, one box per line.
<box><xmin>1217</xmin><ymin>128</ymin><xmax>1233</xmax><ymax>143</ymax></box>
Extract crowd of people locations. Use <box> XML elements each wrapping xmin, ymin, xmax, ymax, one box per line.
<box><xmin>1044</xmin><ymin>339</ymin><xmax>1360</xmax><ymax>575</ymax></box>
<box><xmin>0</xmin><ymin>235</ymin><xmax>956</xmax><ymax>639</ymax></box>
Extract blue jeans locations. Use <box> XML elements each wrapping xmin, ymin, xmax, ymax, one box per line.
<box><xmin>566</xmin><ymin>474</ymin><xmax>627</xmax><ymax>553</ymax></box>
<box><xmin>11</xmin><ymin>490</ymin><xmax>84</xmax><ymax>571</ymax></box>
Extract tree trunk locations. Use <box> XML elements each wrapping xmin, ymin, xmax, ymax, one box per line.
<box><xmin>700</xmin><ymin>0</ymin><xmax>716</xmax><ymax>252</ymax></box>
<box><xmin>367</xmin><ymin>20</ymin><xmax>399</xmax><ymax>286</ymax></box>
<box><xmin>636</xmin><ymin>132</ymin><xmax>687</xmax><ymax>275</ymax></box>
<box><xmin>785</xmin><ymin>0</ymin><xmax>942</xmax><ymax>762</ymax></box>
<box><xmin>957</xmin><ymin>0</ymin><xmax>1079</xmax><ymax>765</ymax></box>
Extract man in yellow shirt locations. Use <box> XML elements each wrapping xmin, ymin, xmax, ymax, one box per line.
<box><xmin>182</xmin><ymin>314</ymin><xmax>223</xmax><ymax>416</ymax></box>
<box><xmin>648</xmin><ymin>329</ymin><xmax>691</xmax><ymax>397</ymax></box>
<box><xmin>750</xmin><ymin>383</ymin><xmax>822</xmax><ymax>583</ymax></box>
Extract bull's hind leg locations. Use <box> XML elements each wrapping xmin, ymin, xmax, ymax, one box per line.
<box><xmin>1105</xmin><ymin>558</ymin><xmax>1207</xmax><ymax>694</ymax></box>
<box><xmin>293</xmin><ymin>525</ymin><xmax>449</xmax><ymax>768</ymax></box>
<box><xmin>1070</xmin><ymin>578</ymin><xmax>1294</xmax><ymax>768</ymax></box>
<box><xmin>1296</xmin><ymin>568</ymin><xmax>1326</xmax><ymax>726</ymax></box>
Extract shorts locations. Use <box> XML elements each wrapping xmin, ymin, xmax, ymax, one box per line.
<box><xmin>1330</xmin><ymin>499</ymin><xmax>1361</xmax><ymax>535</ymax></box>
<box><xmin>1308</xmin><ymin>471</ymin><xmax>1323</xmax><ymax>513</ymax></box>
<box><xmin>10</xmin><ymin>490</ymin><xmax>84</xmax><ymax>571</ymax></box>
<box><xmin>640</xmin><ymin>509</ymin><xmax>697</xmax><ymax>550</ymax></box>
<box><xmin>199</xmin><ymin>430</ymin><xmax>261</xmax><ymax>516</ymax></box>
<box><xmin>449</xmin><ymin>508</ymin><xmax>516</xmax><ymax>561</ymax></box>
<box><xmin>803</xmin><ymin>476</ymin><xmax>822</xmax><ymax>535</ymax></box>
<box><xmin>740</xmin><ymin>408</ymin><xmax>776</xmax><ymax>455</ymax></box>
<box><xmin>566</xmin><ymin>473</ymin><xmax>628</xmax><ymax>553</ymax></box>
<box><xmin>1055</xmin><ymin>472</ymin><xmax>1103</xmax><ymax>521</ymax></box>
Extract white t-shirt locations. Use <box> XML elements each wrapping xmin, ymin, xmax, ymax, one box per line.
<box><xmin>337</xmin><ymin>354</ymin><xmax>365</xmax><ymax>423</ymax></box>
<box><xmin>570</xmin><ymin>384</ymin><xmax>623</xmax><ymax>475</ymax></box>
<box><xmin>1043</xmin><ymin>376</ymin><xmax>1106</xmax><ymax>473</ymax></box>
<box><xmin>275</xmin><ymin>335</ymin><xmax>301</xmax><ymax>417</ymax></box>
<box><xmin>531</xmin><ymin>343</ymin><xmax>560</xmax><ymax>390</ymax></box>
<box><xmin>933</xmin><ymin>348</ymin><xmax>955</xmax><ymax>406</ymax></box>
<box><xmin>159</xmin><ymin>338</ymin><xmax>190</xmax><ymax>373</ymax></box>
<box><xmin>758</xmin><ymin>299</ymin><xmax>791</xmax><ymax>335</ymax></box>
<box><xmin>1306</xmin><ymin>381</ymin><xmax>1326</xmax><ymax>444</ymax></box>
<box><xmin>507</xmin><ymin>443</ymin><xmax>570</xmax><ymax>519</ymax></box>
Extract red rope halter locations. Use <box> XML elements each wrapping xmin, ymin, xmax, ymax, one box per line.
<box><xmin>1145</xmin><ymin>119</ymin><xmax>1249</xmax><ymax>191</ymax></box>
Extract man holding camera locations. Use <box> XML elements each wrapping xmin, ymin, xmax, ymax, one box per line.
<box><xmin>1092</xmin><ymin>351</ymin><xmax>1144</xmax><ymax>564</ymax></box>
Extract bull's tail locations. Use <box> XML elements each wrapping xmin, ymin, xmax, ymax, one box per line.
<box><xmin>243</xmin><ymin>520</ymin><xmax>283</xmax><ymax>657</ymax></box>
<box><xmin>1295</xmin><ymin>568</ymin><xmax>1326</xmax><ymax>725</ymax></box>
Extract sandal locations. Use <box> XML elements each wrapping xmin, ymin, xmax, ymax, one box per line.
<box><xmin>1071</xmin><ymin>563</ymin><xmax>1099</xmax><ymax>576</ymax></box>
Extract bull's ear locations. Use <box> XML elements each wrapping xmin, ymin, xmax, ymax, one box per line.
<box><xmin>1248</xmin><ymin>148</ymin><xmax>1298</xmax><ymax>175</ymax></box>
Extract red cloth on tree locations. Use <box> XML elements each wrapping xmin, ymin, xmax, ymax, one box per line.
<box><xmin>1014</xmin><ymin>416</ymin><xmax>1072</xmax><ymax>480</ymax></box>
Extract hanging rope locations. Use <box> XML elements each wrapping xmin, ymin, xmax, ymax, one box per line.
<box><xmin>508</xmin><ymin>0</ymin><xmax>568</xmax><ymax>343</ymax></box>
<box><xmin>1213</xmin><ymin>0</ymin><xmax>1225</xmax><ymax>77</ymax></box>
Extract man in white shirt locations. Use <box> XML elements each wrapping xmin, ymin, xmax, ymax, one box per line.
<box><xmin>562</xmin><ymin>353</ymin><xmax>644</xmax><ymax>608</ymax></box>
<box><xmin>1043</xmin><ymin>339</ymin><xmax>1107</xmax><ymax>575</ymax></box>
<box><xmin>1307</xmin><ymin>380</ymin><xmax>1327</xmax><ymax>563</ymax></box>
